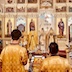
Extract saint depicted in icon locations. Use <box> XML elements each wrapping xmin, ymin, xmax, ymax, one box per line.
<box><xmin>17</xmin><ymin>0</ymin><xmax>25</xmax><ymax>3</ymax></box>
<box><xmin>40</xmin><ymin>0</ymin><xmax>53</xmax><ymax>9</ymax></box>
<box><xmin>28</xmin><ymin>0</ymin><xmax>37</xmax><ymax>3</ymax></box>
<box><xmin>7</xmin><ymin>0</ymin><xmax>13</xmax><ymax>4</ymax></box>
<box><xmin>58</xmin><ymin>18</ymin><xmax>64</xmax><ymax>36</ymax></box>
<box><xmin>7</xmin><ymin>19</ymin><xmax>12</xmax><ymax>36</ymax></box>
<box><xmin>29</xmin><ymin>19</ymin><xmax>35</xmax><ymax>31</ymax></box>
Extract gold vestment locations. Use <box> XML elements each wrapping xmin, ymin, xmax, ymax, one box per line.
<box><xmin>0</xmin><ymin>44</ymin><xmax>28</xmax><ymax>72</ymax></box>
<box><xmin>28</xmin><ymin>31</ymin><xmax>38</xmax><ymax>51</ymax></box>
<box><xmin>21</xmin><ymin>32</ymin><xmax>28</xmax><ymax>48</ymax></box>
<box><xmin>33</xmin><ymin>58</ymin><xmax>43</xmax><ymax>72</ymax></box>
<box><xmin>46</xmin><ymin>28</ymin><xmax>57</xmax><ymax>50</ymax></box>
<box><xmin>41</xmin><ymin>56</ymin><xmax>70</xmax><ymax>72</ymax></box>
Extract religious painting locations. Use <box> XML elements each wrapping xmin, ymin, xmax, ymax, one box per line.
<box><xmin>0</xmin><ymin>5</ymin><xmax>3</xmax><ymax>13</ymax></box>
<box><xmin>17</xmin><ymin>0</ymin><xmax>25</xmax><ymax>3</ymax></box>
<box><xmin>56</xmin><ymin>17</ymin><xmax>66</xmax><ymax>38</ymax></box>
<box><xmin>39</xmin><ymin>12</ymin><xmax>54</xmax><ymax>33</ymax></box>
<box><xmin>27</xmin><ymin>18</ymin><xmax>37</xmax><ymax>33</ymax></box>
<box><xmin>56</xmin><ymin>0</ymin><xmax>66</xmax><ymax>3</ymax></box>
<box><xmin>28</xmin><ymin>0</ymin><xmax>37</xmax><ymax>3</ymax></box>
<box><xmin>16</xmin><ymin>6</ymin><xmax>25</xmax><ymax>12</ymax></box>
<box><xmin>0</xmin><ymin>40</ymin><xmax>3</xmax><ymax>54</ymax></box>
<box><xmin>5</xmin><ymin>17</ymin><xmax>14</xmax><ymax>37</ymax></box>
<box><xmin>5</xmin><ymin>6</ymin><xmax>15</xmax><ymax>12</ymax></box>
<box><xmin>56</xmin><ymin>5</ymin><xmax>67</xmax><ymax>12</ymax></box>
<box><xmin>16</xmin><ymin>17</ymin><xmax>26</xmax><ymax>32</ymax></box>
<box><xmin>27</xmin><ymin>7</ymin><xmax>38</xmax><ymax>12</ymax></box>
<box><xmin>69</xmin><ymin>0</ymin><xmax>72</xmax><ymax>2</ymax></box>
<box><xmin>40</xmin><ymin>0</ymin><xmax>53</xmax><ymax>9</ymax></box>
<box><xmin>6</xmin><ymin>0</ymin><xmax>14</xmax><ymax>4</ymax></box>
<box><xmin>68</xmin><ymin>17</ymin><xmax>72</xmax><ymax>42</ymax></box>
<box><xmin>69</xmin><ymin>6</ymin><xmax>72</xmax><ymax>12</ymax></box>
<box><xmin>0</xmin><ymin>19</ymin><xmax>2</xmax><ymax>38</ymax></box>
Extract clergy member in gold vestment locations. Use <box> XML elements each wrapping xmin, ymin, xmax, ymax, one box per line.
<box><xmin>41</xmin><ymin>42</ymin><xmax>70</xmax><ymax>72</ymax></box>
<box><xmin>0</xmin><ymin>29</ymin><xmax>28</xmax><ymax>72</ymax></box>
<box><xmin>21</xmin><ymin>30</ymin><xmax>28</xmax><ymax>49</ymax></box>
<box><xmin>28</xmin><ymin>31</ymin><xmax>38</xmax><ymax>51</ymax></box>
<box><xmin>46</xmin><ymin>28</ymin><xmax>57</xmax><ymax>50</ymax></box>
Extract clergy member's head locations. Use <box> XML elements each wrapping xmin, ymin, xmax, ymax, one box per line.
<box><xmin>11</xmin><ymin>29</ymin><xmax>22</xmax><ymax>40</ymax></box>
<box><xmin>49</xmin><ymin>42</ymin><xmax>59</xmax><ymax>55</ymax></box>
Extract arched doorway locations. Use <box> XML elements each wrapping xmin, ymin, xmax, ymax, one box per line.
<box><xmin>16</xmin><ymin>17</ymin><xmax>26</xmax><ymax>32</ymax></box>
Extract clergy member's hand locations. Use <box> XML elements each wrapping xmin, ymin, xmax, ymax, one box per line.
<box><xmin>21</xmin><ymin>57</ymin><xmax>27</xmax><ymax>65</ymax></box>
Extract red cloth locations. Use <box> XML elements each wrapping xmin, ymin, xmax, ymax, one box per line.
<box><xmin>58</xmin><ymin>50</ymin><xmax>66</xmax><ymax>58</ymax></box>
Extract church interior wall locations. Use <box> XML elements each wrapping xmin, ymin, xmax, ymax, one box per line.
<box><xmin>0</xmin><ymin>0</ymin><xmax>72</xmax><ymax>52</ymax></box>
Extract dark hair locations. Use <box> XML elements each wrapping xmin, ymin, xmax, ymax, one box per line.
<box><xmin>11</xmin><ymin>29</ymin><xmax>22</xmax><ymax>40</ymax></box>
<box><xmin>49</xmin><ymin>42</ymin><xmax>59</xmax><ymax>55</ymax></box>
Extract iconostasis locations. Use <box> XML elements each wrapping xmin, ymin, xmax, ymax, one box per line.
<box><xmin>0</xmin><ymin>0</ymin><xmax>72</xmax><ymax>53</ymax></box>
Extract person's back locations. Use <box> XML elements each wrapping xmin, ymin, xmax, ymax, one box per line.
<box><xmin>41</xmin><ymin>56</ymin><xmax>70</xmax><ymax>72</ymax></box>
<box><xmin>1</xmin><ymin>44</ymin><xmax>28</xmax><ymax>72</ymax></box>
<box><xmin>41</xmin><ymin>42</ymin><xmax>70</xmax><ymax>72</ymax></box>
<box><xmin>0</xmin><ymin>29</ymin><xmax>28</xmax><ymax>72</ymax></box>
